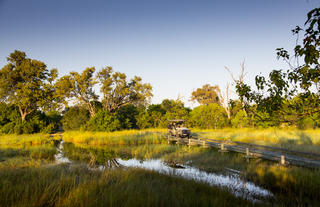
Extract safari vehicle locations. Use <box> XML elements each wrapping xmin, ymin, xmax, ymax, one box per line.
<box><xmin>167</xmin><ymin>120</ymin><xmax>191</xmax><ymax>138</ymax></box>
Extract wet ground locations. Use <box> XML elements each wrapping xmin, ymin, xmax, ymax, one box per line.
<box><xmin>55</xmin><ymin>140</ymin><xmax>273</xmax><ymax>202</ymax></box>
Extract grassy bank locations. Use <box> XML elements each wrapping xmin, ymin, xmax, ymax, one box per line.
<box><xmin>165</xmin><ymin>146</ymin><xmax>320</xmax><ymax>206</ymax></box>
<box><xmin>62</xmin><ymin>129</ymin><xmax>167</xmax><ymax>146</ymax></box>
<box><xmin>193</xmin><ymin>128</ymin><xmax>320</xmax><ymax>153</ymax></box>
<box><xmin>0</xmin><ymin>133</ymin><xmax>57</xmax><ymax>168</ymax></box>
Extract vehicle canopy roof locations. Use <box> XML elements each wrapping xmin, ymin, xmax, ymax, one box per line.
<box><xmin>168</xmin><ymin>119</ymin><xmax>186</xmax><ymax>123</ymax></box>
<box><xmin>168</xmin><ymin>119</ymin><xmax>186</xmax><ymax>125</ymax></box>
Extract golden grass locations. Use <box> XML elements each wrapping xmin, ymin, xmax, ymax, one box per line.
<box><xmin>63</xmin><ymin>129</ymin><xmax>167</xmax><ymax>146</ymax></box>
<box><xmin>192</xmin><ymin>127</ymin><xmax>320</xmax><ymax>153</ymax></box>
<box><xmin>0</xmin><ymin>133</ymin><xmax>53</xmax><ymax>147</ymax></box>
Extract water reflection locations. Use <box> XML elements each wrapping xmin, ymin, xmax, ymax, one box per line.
<box><xmin>56</xmin><ymin>142</ymin><xmax>272</xmax><ymax>201</ymax></box>
<box><xmin>54</xmin><ymin>140</ymin><xmax>71</xmax><ymax>164</ymax></box>
<box><xmin>117</xmin><ymin>158</ymin><xmax>272</xmax><ymax>201</ymax></box>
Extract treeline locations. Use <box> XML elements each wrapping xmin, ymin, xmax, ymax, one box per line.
<box><xmin>1</xmin><ymin>7</ymin><xmax>320</xmax><ymax>134</ymax></box>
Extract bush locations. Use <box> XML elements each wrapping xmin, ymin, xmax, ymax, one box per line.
<box><xmin>84</xmin><ymin>105</ymin><xmax>139</xmax><ymax>132</ymax></box>
<box><xmin>61</xmin><ymin>106</ymin><xmax>90</xmax><ymax>130</ymax></box>
<box><xmin>298</xmin><ymin>117</ymin><xmax>315</xmax><ymax>130</ymax></box>
<box><xmin>231</xmin><ymin>111</ymin><xmax>249</xmax><ymax>128</ymax></box>
<box><xmin>190</xmin><ymin>103</ymin><xmax>228</xmax><ymax>129</ymax></box>
<box><xmin>85</xmin><ymin>110</ymin><xmax>121</xmax><ymax>132</ymax></box>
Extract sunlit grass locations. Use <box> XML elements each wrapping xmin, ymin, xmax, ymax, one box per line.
<box><xmin>63</xmin><ymin>129</ymin><xmax>167</xmax><ymax>146</ymax></box>
<box><xmin>0</xmin><ymin>164</ymin><xmax>256</xmax><ymax>207</ymax></box>
<box><xmin>192</xmin><ymin>128</ymin><xmax>320</xmax><ymax>153</ymax></box>
<box><xmin>0</xmin><ymin>133</ymin><xmax>56</xmax><ymax>147</ymax></box>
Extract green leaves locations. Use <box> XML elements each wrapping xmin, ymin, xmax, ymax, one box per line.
<box><xmin>234</xmin><ymin>7</ymin><xmax>320</xmax><ymax>125</ymax></box>
<box><xmin>0</xmin><ymin>50</ymin><xmax>58</xmax><ymax>121</ymax></box>
<box><xmin>97</xmin><ymin>67</ymin><xmax>153</xmax><ymax>112</ymax></box>
<box><xmin>191</xmin><ymin>84</ymin><xmax>220</xmax><ymax>105</ymax></box>
<box><xmin>55</xmin><ymin>67</ymin><xmax>98</xmax><ymax>117</ymax></box>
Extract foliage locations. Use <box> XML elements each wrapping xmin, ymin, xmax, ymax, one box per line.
<box><xmin>84</xmin><ymin>104</ymin><xmax>139</xmax><ymax>132</ymax></box>
<box><xmin>61</xmin><ymin>106</ymin><xmax>90</xmax><ymax>130</ymax></box>
<box><xmin>0</xmin><ymin>50</ymin><xmax>58</xmax><ymax>121</ymax></box>
<box><xmin>0</xmin><ymin>102</ymin><xmax>60</xmax><ymax>134</ymax></box>
<box><xmin>190</xmin><ymin>103</ymin><xmax>228</xmax><ymax>129</ymax></box>
<box><xmin>235</xmin><ymin>8</ymin><xmax>320</xmax><ymax>126</ymax></box>
<box><xmin>55</xmin><ymin>67</ymin><xmax>98</xmax><ymax>117</ymax></box>
<box><xmin>161</xmin><ymin>99</ymin><xmax>190</xmax><ymax>125</ymax></box>
<box><xmin>97</xmin><ymin>66</ymin><xmax>153</xmax><ymax>112</ymax></box>
<box><xmin>231</xmin><ymin>110</ymin><xmax>249</xmax><ymax>128</ymax></box>
<box><xmin>191</xmin><ymin>84</ymin><xmax>221</xmax><ymax>105</ymax></box>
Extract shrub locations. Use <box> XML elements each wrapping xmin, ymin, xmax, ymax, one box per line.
<box><xmin>190</xmin><ymin>103</ymin><xmax>228</xmax><ymax>129</ymax></box>
<box><xmin>61</xmin><ymin>106</ymin><xmax>90</xmax><ymax>130</ymax></box>
<box><xmin>231</xmin><ymin>111</ymin><xmax>249</xmax><ymax>128</ymax></box>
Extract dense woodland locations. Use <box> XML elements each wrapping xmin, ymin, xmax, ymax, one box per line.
<box><xmin>1</xmin><ymin>8</ymin><xmax>320</xmax><ymax>134</ymax></box>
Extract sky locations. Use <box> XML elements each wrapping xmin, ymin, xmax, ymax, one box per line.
<box><xmin>0</xmin><ymin>0</ymin><xmax>319</xmax><ymax>108</ymax></box>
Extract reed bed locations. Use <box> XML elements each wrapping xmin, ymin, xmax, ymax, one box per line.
<box><xmin>63</xmin><ymin>129</ymin><xmax>167</xmax><ymax>146</ymax></box>
<box><xmin>0</xmin><ymin>165</ymin><xmax>257</xmax><ymax>207</ymax></box>
<box><xmin>0</xmin><ymin>133</ymin><xmax>53</xmax><ymax>147</ymax></box>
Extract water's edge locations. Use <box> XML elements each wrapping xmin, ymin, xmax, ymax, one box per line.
<box><xmin>55</xmin><ymin>141</ymin><xmax>273</xmax><ymax>202</ymax></box>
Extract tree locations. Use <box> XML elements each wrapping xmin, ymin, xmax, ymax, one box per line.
<box><xmin>235</xmin><ymin>8</ymin><xmax>320</xmax><ymax>124</ymax></box>
<box><xmin>216</xmin><ymin>83</ymin><xmax>231</xmax><ymax>120</ymax></box>
<box><xmin>225</xmin><ymin>60</ymin><xmax>247</xmax><ymax>115</ymax></box>
<box><xmin>190</xmin><ymin>103</ymin><xmax>228</xmax><ymax>129</ymax></box>
<box><xmin>160</xmin><ymin>99</ymin><xmax>190</xmax><ymax>126</ymax></box>
<box><xmin>191</xmin><ymin>84</ymin><xmax>220</xmax><ymax>105</ymax></box>
<box><xmin>96</xmin><ymin>66</ymin><xmax>153</xmax><ymax>112</ymax></box>
<box><xmin>55</xmin><ymin>67</ymin><xmax>98</xmax><ymax>117</ymax></box>
<box><xmin>0</xmin><ymin>50</ymin><xmax>58</xmax><ymax>121</ymax></box>
<box><xmin>61</xmin><ymin>106</ymin><xmax>90</xmax><ymax>130</ymax></box>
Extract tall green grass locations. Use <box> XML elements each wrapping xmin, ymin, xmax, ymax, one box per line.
<box><xmin>0</xmin><ymin>165</ymin><xmax>258</xmax><ymax>207</ymax></box>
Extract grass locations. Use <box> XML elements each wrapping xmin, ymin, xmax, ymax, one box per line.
<box><xmin>164</xmin><ymin>145</ymin><xmax>320</xmax><ymax>206</ymax></box>
<box><xmin>192</xmin><ymin>128</ymin><xmax>320</xmax><ymax>153</ymax></box>
<box><xmin>62</xmin><ymin>142</ymin><xmax>189</xmax><ymax>165</ymax></box>
<box><xmin>0</xmin><ymin>133</ymin><xmax>56</xmax><ymax>147</ymax></box>
<box><xmin>2</xmin><ymin>128</ymin><xmax>320</xmax><ymax>206</ymax></box>
<box><xmin>62</xmin><ymin>129</ymin><xmax>167</xmax><ymax>146</ymax></box>
<box><xmin>0</xmin><ymin>133</ymin><xmax>58</xmax><ymax>168</ymax></box>
<box><xmin>0</xmin><ymin>164</ymin><xmax>258</xmax><ymax>207</ymax></box>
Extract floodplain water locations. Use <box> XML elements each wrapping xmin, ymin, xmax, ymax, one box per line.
<box><xmin>55</xmin><ymin>140</ymin><xmax>272</xmax><ymax>202</ymax></box>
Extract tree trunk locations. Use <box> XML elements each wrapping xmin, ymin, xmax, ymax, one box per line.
<box><xmin>21</xmin><ymin>113</ymin><xmax>26</xmax><ymax>121</ymax></box>
<box><xmin>18</xmin><ymin>105</ymin><xmax>27</xmax><ymax>121</ymax></box>
<box><xmin>88</xmin><ymin>102</ymin><xmax>96</xmax><ymax>117</ymax></box>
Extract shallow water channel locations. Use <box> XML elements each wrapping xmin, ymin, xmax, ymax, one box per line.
<box><xmin>55</xmin><ymin>141</ymin><xmax>272</xmax><ymax>202</ymax></box>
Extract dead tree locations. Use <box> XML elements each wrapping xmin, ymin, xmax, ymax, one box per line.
<box><xmin>217</xmin><ymin>83</ymin><xmax>231</xmax><ymax>120</ymax></box>
<box><xmin>225</xmin><ymin>60</ymin><xmax>247</xmax><ymax>116</ymax></box>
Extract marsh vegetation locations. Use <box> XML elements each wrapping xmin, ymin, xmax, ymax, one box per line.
<box><xmin>1</xmin><ymin>130</ymin><xmax>320</xmax><ymax>206</ymax></box>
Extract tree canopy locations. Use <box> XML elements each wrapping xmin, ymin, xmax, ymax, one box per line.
<box><xmin>55</xmin><ymin>67</ymin><xmax>98</xmax><ymax>117</ymax></box>
<box><xmin>97</xmin><ymin>66</ymin><xmax>153</xmax><ymax>112</ymax></box>
<box><xmin>236</xmin><ymin>7</ymin><xmax>320</xmax><ymax>124</ymax></box>
<box><xmin>0</xmin><ymin>50</ymin><xmax>58</xmax><ymax>121</ymax></box>
<box><xmin>191</xmin><ymin>84</ymin><xmax>220</xmax><ymax>105</ymax></box>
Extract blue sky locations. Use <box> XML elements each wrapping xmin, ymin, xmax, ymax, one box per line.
<box><xmin>0</xmin><ymin>0</ymin><xmax>319</xmax><ymax>107</ymax></box>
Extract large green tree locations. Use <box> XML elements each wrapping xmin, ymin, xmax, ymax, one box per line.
<box><xmin>55</xmin><ymin>67</ymin><xmax>98</xmax><ymax>117</ymax></box>
<box><xmin>236</xmin><ymin>8</ymin><xmax>320</xmax><ymax>124</ymax></box>
<box><xmin>190</xmin><ymin>103</ymin><xmax>228</xmax><ymax>129</ymax></box>
<box><xmin>96</xmin><ymin>66</ymin><xmax>153</xmax><ymax>112</ymax></box>
<box><xmin>191</xmin><ymin>84</ymin><xmax>220</xmax><ymax>105</ymax></box>
<box><xmin>0</xmin><ymin>50</ymin><xmax>58</xmax><ymax>121</ymax></box>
